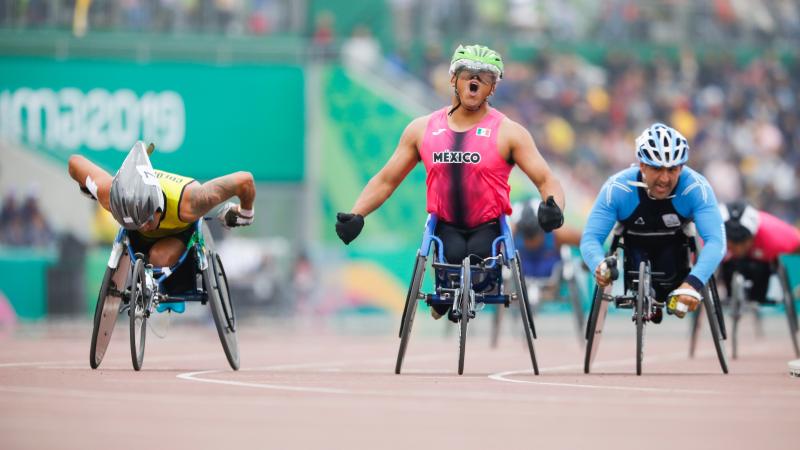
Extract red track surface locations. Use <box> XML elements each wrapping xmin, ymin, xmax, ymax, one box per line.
<box><xmin>1</xmin><ymin>314</ymin><xmax>797</xmax><ymax>450</ymax></box>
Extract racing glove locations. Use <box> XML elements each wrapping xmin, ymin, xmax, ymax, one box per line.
<box><xmin>336</xmin><ymin>212</ymin><xmax>364</xmax><ymax>245</ymax></box>
<box><xmin>595</xmin><ymin>256</ymin><xmax>618</xmax><ymax>287</ymax></box>
<box><xmin>217</xmin><ymin>202</ymin><xmax>254</xmax><ymax>229</ymax></box>
<box><xmin>666</xmin><ymin>288</ymin><xmax>702</xmax><ymax>319</ymax></box>
<box><xmin>537</xmin><ymin>195</ymin><xmax>564</xmax><ymax>232</ymax></box>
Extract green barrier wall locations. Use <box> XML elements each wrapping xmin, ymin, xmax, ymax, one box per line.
<box><xmin>0</xmin><ymin>57</ymin><xmax>305</xmax><ymax>182</ymax></box>
<box><xmin>0</xmin><ymin>248</ymin><xmax>57</xmax><ymax>320</ymax></box>
<box><xmin>320</xmin><ymin>66</ymin><xmax>427</xmax><ymax>248</ymax></box>
<box><xmin>781</xmin><ymin>254</ymin><xmax>800</xmax><ymax>294</ymax></box>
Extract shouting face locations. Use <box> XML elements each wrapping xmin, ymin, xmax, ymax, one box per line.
<box><xmin>451</xmin><ymin>69</ymin><xmax>497</xmax><ymax>111</ymax></box>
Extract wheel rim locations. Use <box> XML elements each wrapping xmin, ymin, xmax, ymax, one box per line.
<box><xmin>129</xmin><ymin>260</ymin><xmax>147</xmax><ymax>370</ymax></box>
<box><xmin>214</xmin><ymin>254</ymin><xmax>235</xmax><ymax>332</ymax></box>
<box><xmin>396</xmin><ymin>255</ymin><xmax>425</xmax><ymax>374</ymax></box>
<box><xmin>513</xmin><ymin>252</ymin><xmax>538</xmax><ymax>374</ymax></box>
<box><xmin>205</xmin><ymin>251</ymin><xmax>240</xmax><ymax>370</ymax></box>
<box><xmin>458</xmin><ymin>258</ymin><xmax>470</xmax><ymax>375</ymax></box>
<box><xmin>636</xmin><ymin>262</ymin><xmax>646</xmax><ymax>376</ymax></box>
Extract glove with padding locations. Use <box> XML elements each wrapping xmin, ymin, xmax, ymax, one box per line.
<box><xmin>537</xmin><ymin>195</ymin><xmax>564</xmax><ymax>232</ymax></box>
<box><xmin>336</xmin><ymin>212</ymin><xmax>364</xmax><ymax>245</ymax></box>
<box><xmin>217</xmin><ymin>202</ymin><xmax>254</xmax><ymax>229</ymax></box>
<box><xmin>666</xmin><ymin>288</ymin><xmax>702</xmax><ymax>319</ymax></box>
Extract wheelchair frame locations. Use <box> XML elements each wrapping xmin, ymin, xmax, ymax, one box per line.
<box><xmin>89</xmin><ymin>219</ymin><xmax>239</xmax><ymax>371</ymax></box>
<box><xmin>717</xmin><ymin>258</ymin><xmax>800</xmax><ymax>359</ymax></box>
<box><xmin>395</xmin><ymin>215</ymin><xmax>539</xmax><ymax>375</ymax></box>
<box><xmin>584</xmin><ymin>224</ymin><xmax>729</xmax><ymax>375</ymax></box>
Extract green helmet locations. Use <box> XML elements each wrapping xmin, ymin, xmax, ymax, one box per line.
<box><xmin>449</xmin><ymin>44</ymin><xmax>504</xmax><ymax>79</ymax></box>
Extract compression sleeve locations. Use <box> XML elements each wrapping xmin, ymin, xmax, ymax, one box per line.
<box><xmin>676</xmin><ymin>171</ymin><xmax>726</xmax><ymax>288</ymax></box>
<box><xmin>580</xmin><ymin>182</ymin><xmax>621</xmax><ymax>273</ymax></box>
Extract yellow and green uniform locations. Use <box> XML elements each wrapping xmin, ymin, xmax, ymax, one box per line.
<box><xmin>138</xmin><ymin>170</ymin><xmax>196</xmax><ymax>239</ymax></box>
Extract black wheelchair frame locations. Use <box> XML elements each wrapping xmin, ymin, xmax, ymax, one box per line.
<box><xmin>395</xmin><ymin>215</ymin><xmax>539</xmax><ymax>375</ymax></box>
<box><xmin>89</xmin><ymin>219</ymin><xmax>239</xmax><ymax>371</ymax></box>
<box><xmin>714</xmin><ymin>258</ymin><xmax>799</xmax><ymax>359</ymax></box>
<box><xmin>584</xmin><ymin>224</ymin><xmax>728</xmax><ymax>375</ymax></box>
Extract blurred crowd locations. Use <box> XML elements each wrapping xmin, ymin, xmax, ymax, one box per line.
<box><xmin>3</xmin><ymin>0</ymin><xmax>800</xmax><ymax>44</ymax></box>
<box><xmin>0</xmin><ymin>190</ymin><xmax>55</xmax><ymax>248</ymax></box>
<box><xmin>391</xmin><ymin>0</ymin><xmax>800</xmax><ymax>47</ymax></box>
<box><xmin>0</xmin><ymin>0</ymin><xmax>298</xmax><ymax>35</ymax></box>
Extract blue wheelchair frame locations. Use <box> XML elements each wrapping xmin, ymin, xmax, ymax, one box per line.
<box><xmin>117</xmin><ymin>220</ymin><xmax>209</xmax><ymax>306</ymax></box>
<box><xmin>420</xmin><ymin>214</ymin><xmax>517</xmax><ymax>309</ymax></box>
<box><xmin>395</xmin><ymin>214</ymin><xmax>539</xmax><ymax>375</ymax></box>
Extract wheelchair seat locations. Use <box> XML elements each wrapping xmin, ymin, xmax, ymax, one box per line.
<box><xmin>123</xmin><ymin>222</ymin><xmax>204</xmax><ymax>296</ymax></box>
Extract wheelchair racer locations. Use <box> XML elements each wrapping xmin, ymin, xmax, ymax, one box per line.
<box><xmin>719</xmin><ymin>201</ymin><xmax>800</xmax><ymax>302</ymax></box>
<box><xmin>68</xmin><ymin>142</ymin><xmax>256</xmax><ymax>311</ymax></box>
<box><xmin>334</xmin><ymin>44</ymin><xmax>565</xmax><ymax>319</ymax></box>
<box><xmin>512</xmin><ymin>198</ymin><xmax>582</xmax><ymax>280</ymax></box>
<box><xmin>511</xmin><ymin>198</ymin><xmax>581</xmax><ymax>303</ymax></box>
<box><xmin>580</xmin><ymin>123</ymin><xmax>726</xmax><ymax>319</ymax></box>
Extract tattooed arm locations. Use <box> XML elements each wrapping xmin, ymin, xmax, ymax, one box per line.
<box><xmin>180</xmin><ymin>171</ymin><xmax>256</xmax><ymax>223</ymax></box>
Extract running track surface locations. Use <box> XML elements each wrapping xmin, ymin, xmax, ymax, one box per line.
<box><xmin>1</xmin><ymin>314</ymin><xmax>797</xmax><ymax>450</ymax></box>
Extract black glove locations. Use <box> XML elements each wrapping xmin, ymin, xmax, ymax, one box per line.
<box><xmin>537</xmin><ymin>195</ymin><xmax>564</xmax><ymax>232</ymax></box>
<box><xmin>602</xmin><ymin>256</ymin><xmax>619</xmax><ymax>281</ymax></box>
<box><xmin>336</xmin><ymin>212</ymin><xmax>364</xmax><ymax>245</ymax></box>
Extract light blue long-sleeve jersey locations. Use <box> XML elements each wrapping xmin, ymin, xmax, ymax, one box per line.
<box><xmin>580</xmin><ymin>166</ymin><xmax>726</xmax><ymax>289</ymax></box>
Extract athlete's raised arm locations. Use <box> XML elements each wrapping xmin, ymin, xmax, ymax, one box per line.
<box><xmin>334</xmin><ymin>116</ymin><xmax>426</xmax><ymax>244</ymax></box>
<box><xmin>505</xmin><ymin>119</ymin><xmax>565</xmax><ymax>231</ymax></box>
<box><xmin>350</xmin><ymin>117</ymin><xmax>426</xmax><ymax>217</ymax></box>
<box><xmin>181</xmin><ymin>171</ymin><xmax>256</xmax><ymax>224</ymax></box>
<box><xmin>67</xmin><ymin>155</ymin><xmax>113</xmax><ymax>210</ymax></box>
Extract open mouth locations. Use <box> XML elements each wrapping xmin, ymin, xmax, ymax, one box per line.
<box><xmin>469</xmin><ymin>81</ymin><xmax>480</xmax><ymax>93</ymax></box>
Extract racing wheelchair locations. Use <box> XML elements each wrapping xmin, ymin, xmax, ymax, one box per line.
<box><xmin>584</xmin><ymin>224</ymin><xmax>728</xmax><ymax>375</ymax></box>
<box><xmin>701</xmin><ymin>256</ymin><xmax>799</xmax><ymax>359</ymax></box>
<box><xmin>395</xmin><ymin>215</ymin><xmax>539</xmax><ymax>375</ymax></box>
<box><xmin>89</xmin><ymin>219</ymin><xmax>239</xmax><ymax>371</ymax></box>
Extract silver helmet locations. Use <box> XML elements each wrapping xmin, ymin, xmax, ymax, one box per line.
<box><xmin>109</xmin><ymin>141</ymin><xmax>164</xmax><ymax>230</ymax></box>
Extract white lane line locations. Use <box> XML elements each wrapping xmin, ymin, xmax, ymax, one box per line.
<box><xmin>487</xmin><ymin>351</ymin><xmax>726</xmax><ymax>395</ymax></box>
<box><xmin>176</xmin><ymin>370</ymin><xmax>349</xmax><ymax>394</ymax></box>
<box><xmin>487</xmin><ymin>341</ymin><xmax>784</xmax><ymax>394</ymax></box>
<box><xmin>174</xmin><ymin>349</ymin><xmax>702</xmax><ymax>397</ymax></box>
<box><xmin>175</xmin><ymin>352</ymin><xmax>480</xmax><ymax>395</ymax></box>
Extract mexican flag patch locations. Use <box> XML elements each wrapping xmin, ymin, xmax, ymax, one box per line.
<box><xmin>476</xmin><ymin>127</ymin><xmax>491</xmax><ymax>137</ymax></box>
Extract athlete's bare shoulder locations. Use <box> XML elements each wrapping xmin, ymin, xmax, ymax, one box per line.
<box><xmin>400</xmin><ymin>114</ymin><xmax>433</xmax><ymax>148</ymax></box>
<box><xmin>498</xmin><ymin>115</ymin><xmax>530</xmax><ymax>140</ymax></box>
<box><xmin>497</xmin><ymin>115</ymin><xmax>533</xmax><ymax>158</ymax></box>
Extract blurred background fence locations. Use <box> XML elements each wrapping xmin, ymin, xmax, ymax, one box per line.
<box><xmin>1</xmin><ymin>0</ymin><xmax>798</xmax><ymax>321</ymax></box>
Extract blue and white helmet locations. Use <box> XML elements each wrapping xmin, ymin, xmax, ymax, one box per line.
<box><xmin>635</xmin><ymin>123</ymin><xmax>689</xmax><ymax>168</ymax></box>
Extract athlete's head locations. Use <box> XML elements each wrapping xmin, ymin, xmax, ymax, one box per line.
<box><xmin>448</xmin><ymin>44</ymin><xmax>503</xmax><ymax>114</ymax></box>
<box><xmin>109</xmin><ymin>141</ymin><xmax>164</xmax><ymax>231</ymax></box>
<box><xmin>636</xmin><ymin>123</ymin><xmax>688</xmax><ymax>199</ymax></box>
<box><xmin>719</xmin><ymin>200</ymin><xmax>759</xmax><ymax>257</ymax></box>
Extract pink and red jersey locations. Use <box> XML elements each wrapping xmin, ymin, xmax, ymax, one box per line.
<box><xmin>742</xmin><ymin>211</ymin><xmax>800</xmax><ymax>262</ymax></box>
<box><xmin>419</xmin><ymin>107</ymin><xmax>513</xmax><ymax>228</ymax></box>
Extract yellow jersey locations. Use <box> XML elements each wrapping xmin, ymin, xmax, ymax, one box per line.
<box><xmin>138</xmin><ymin>170</ymin><xmax>196</xmax><ymax>239</ymax></box>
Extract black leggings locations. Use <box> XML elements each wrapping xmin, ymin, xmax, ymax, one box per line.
<box><xmin>435</xmin><ymin>220</ymin><xmax>501</xmax><ymax>264</ymax></box>
<box><xmin>721</xmin><ymin>258</ymin><xmax>772</xmax><ymax>302</ymax></box>
<box><xmin>431</xmin><ymin>219</ymin><xmax>501</xmax><ymax>316</ymax></box>
<box><xmin>624</xmin><ymin>240</ymin><xmax>690</xmax><ymax>302</ymax></box>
